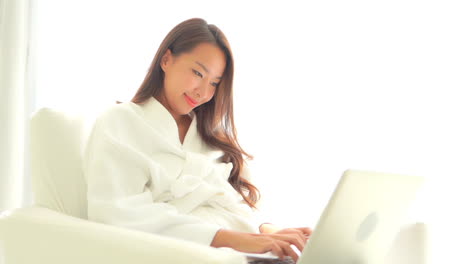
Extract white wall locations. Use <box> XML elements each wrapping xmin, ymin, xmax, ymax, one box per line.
<box><xmin>34</xmin><ymin>0</ymin><xmax>467</xmax><ymax>262</ymax></box>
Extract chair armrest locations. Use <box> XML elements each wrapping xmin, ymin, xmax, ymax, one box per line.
<box><xmin>0</xmin><ymin>206</ymin><xmax>246</xmax><ymax>264</ymax></box>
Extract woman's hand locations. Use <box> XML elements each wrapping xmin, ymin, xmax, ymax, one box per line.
<box><xmin>260</xmin><ymin>223</ymin><xmax>312</xmax><ymax>239</ymax></box>
<box><xmin>211</xmin><ymin>228</ymin><xmax>310</xmax><ymax>262</ymax></box>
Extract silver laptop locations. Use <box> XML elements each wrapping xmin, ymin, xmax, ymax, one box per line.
<box><xmin>246</xmin><ymin>169</ymin><xmax>424</xmax><ymax>264</ymax></box>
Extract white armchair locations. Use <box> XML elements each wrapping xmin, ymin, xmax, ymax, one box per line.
<box><xmin>0</xmin><ymin>107</ymin><xmax>246</xmax><ymax>264</ymax></box>
<box><xmin>0</xmin><ymin>107</ymin><xmax>429</xmax><ymax>264</ymax></box>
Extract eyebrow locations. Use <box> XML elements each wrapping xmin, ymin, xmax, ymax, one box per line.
<box><xmin>195</xmin><ymin>61</ymin><xmax>222</xmax><ymax>80</ymax></box>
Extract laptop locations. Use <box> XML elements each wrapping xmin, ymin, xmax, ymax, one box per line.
<box><xmin>246</xmin><ymin>169</ymin><xmax>425</xmax><ymax>264</ymax></box>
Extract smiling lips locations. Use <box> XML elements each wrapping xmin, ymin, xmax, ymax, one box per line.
<box><xmin>184</xmin><ymin>94</ymin><xmax>198</xmax><ymax>107</ymax></box>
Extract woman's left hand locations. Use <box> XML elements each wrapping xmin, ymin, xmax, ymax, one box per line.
<box><xmin>260</xmin><ymin>224</ymin><xmax>313</xmax><ymax>245</ymax></box>
<box><xmin>274</xmin><ymin>227</ymin><xmax>312</xmax><ymax>237</ymax></box>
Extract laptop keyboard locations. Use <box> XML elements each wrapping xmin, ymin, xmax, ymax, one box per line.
<box><xmin>248</xmin><ymin>257</ymin><xmax>295</xmax><ymax>264</ymax></box>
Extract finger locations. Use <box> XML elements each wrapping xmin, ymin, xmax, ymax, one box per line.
<box><xmin>278</xmin><ymin>228</ymin><xmax>309</xmax><ymax>243</ymax></box>
<box><xmin>297</xmin><ymin>227</ymin><xmax>313</xmax><ymax>236</ymax></box>
<box><xmin>278</xmin><ymin>240</ymin><xmax>299</xmax><ymax>262</ymax></box>
<box><xmin>291</xmin><ymin>235</ymin><xmax>306</xmax><ymax>252</ymax></box>
<box><xmin>292</xmin><ymin>229</ymin><xmax>309</xmax><ymax>243</ymax></box>
<box><xmin>271</xmin><ymin>233</ymin><xmax>305</xmax><ymax>252</ymax></box>
<box><xmin>270</xmin><ymin>242</ymin><xmax>285</xmax><ymax>260</ymax></box>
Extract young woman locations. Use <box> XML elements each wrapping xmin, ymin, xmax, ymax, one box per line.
<box><xmin>84</xmin><ymin>18</ymin><xmax>311</xmax><ymax>262</ymax></box>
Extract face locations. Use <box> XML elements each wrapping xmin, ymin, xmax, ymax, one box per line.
<box><xmin>158</xmin><ymin>42</ymin><xmax>226</xmax><ymax>120</ymax></box>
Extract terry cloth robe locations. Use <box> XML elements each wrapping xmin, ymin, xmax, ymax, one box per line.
<box><xmin>84</xmin><ymin>96</ymin><xmax>259</xmax><ymax>246</ymax></box>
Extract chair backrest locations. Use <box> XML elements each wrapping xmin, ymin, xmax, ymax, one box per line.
<box><xmin>30</xmin><ymin>108</ymin><xmax>95</xmax><ymax>219</ymax></box>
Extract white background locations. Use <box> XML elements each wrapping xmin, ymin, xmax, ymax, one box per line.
<box><xmin>34</xmin><ymin>0</ymin><xmax>468</xmax><ymax>262</ymax></box>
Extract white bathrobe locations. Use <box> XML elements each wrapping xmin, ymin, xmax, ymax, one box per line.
<box><xmin>84</xmin><ymin>97</ymin><xmax>259</xmax><ymax>246</ymax></box>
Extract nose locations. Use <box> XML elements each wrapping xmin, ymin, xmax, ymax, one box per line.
<box><xmin>194</xmin><ymin>80</ymin><xmax>213</xmax><ymax>101</ymax></box>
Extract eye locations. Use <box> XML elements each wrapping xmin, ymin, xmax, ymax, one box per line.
<box><xmin>192</xmin><ymin>69</ymin><xmax>203</xmax><ymax>78</ymax></box>
<box><xmin>211</xmin><ymin>82</ymin><xmax>220</xmax><ymax>88</ymax></box>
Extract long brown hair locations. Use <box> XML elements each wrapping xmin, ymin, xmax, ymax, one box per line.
<box><xmin>131</xmin><ymin>18</ymin><xmax>260</xmax><ymax>208</ymax></box>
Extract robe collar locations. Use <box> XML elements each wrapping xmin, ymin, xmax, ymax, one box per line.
<box><xmin>139</xmin><ymin>96</ymin><xmax>197</xmax><ymax>148</ymax></box>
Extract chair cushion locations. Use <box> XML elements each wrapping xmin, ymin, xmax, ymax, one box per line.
<box><xmin>30</xmin><ymin>108</ymin><xmax>95</xmax><ymax>219</ymax></box>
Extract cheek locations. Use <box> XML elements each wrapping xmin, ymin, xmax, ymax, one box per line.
<box><xmin>183</xmin><ymin>75</ymin><xmax>199</xmax><ymax>88</ymax></box>
<box><xmin>205</xmin><ymin>88</ymin><xmax>216</xmax><ymax>102</ymax></box>
<box><xmin>168</xmin><ymin>74</ymin><xmax>198</xmax><ymax>93</ymax></box>
<box><xmin>209</xmin><ymin>88</ymin><xmax>216</xmax><ymax>97</ymax></box>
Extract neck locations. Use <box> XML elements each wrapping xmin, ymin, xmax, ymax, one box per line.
<box><xmin>153</xmin><ymin>95</ymin><xmax>189</xmax><ymax>127</ymax></box>
<box><xmin>175</xmin><ymin>114</ymin><xmax>190</xmax><ymax>126</ymax></box>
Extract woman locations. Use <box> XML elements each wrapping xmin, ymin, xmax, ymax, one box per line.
<box><xmin>84</xmin><ymin>18</ymin><xmax>311</xmax><ymax>262</ymax></box>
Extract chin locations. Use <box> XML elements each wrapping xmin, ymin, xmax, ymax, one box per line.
<box><xmin>178</xmin><ymin>107</ymin><xmax>193</xmax><ymax>116</ymax></box>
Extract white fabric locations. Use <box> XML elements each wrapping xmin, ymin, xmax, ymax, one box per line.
<box><xmin>0</xmin><ymin>206</ymin><xmax>247</xmax><ymax>264</ymax></box>
<box><xmin>84</xmin><ymin>97</ymin><xmax>258</xmax><ymax>246</ymax></box>
<box><xmin>0</xmin><ymin>0</ymin><xmax>32</xmax><ymax>211</ymax></box>
<box><xmin>1</xmin><ymin>105</ymin><xmax>430</xmax><ymax>263</ymax></box>
<box><xmin>0</xmin><ymin>207</ymin><xmax>429</xmax><ymax>264</ymax></box>
<box><xmin>30</xmin><ymin>108</ymin><xmax>96</xmax><ymax>218</ymax></box>
<box><xmin>0</xmin><ymin>105</ymin><xmax>250</xmax><ymax>263</ymax></box>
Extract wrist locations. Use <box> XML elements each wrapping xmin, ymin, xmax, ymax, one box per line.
<box><xmin>259</xmin><ymin>223</ymin><xmax>281</xmax><ymax>234</ymax></box>
<box><xmin>211</xmin><ymin>229</ymin><xmax>238</xmax><ymax>248</ymax></box>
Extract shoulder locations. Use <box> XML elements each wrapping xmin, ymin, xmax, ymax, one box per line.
<box><xmin>87</xmin><ymin>102</ymin><xmax>148</xmax><ymax>143</ymax></box>
<box><xmin>94</xmin><ymin>101</ymin><xmax>144</xmax><ymax>130</ymax></box>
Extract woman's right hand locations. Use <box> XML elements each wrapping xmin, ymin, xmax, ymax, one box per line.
<box><xmin>210</xmin><ymin>229</ymin><xmax>306</xmax><ymax>262</ymax></box>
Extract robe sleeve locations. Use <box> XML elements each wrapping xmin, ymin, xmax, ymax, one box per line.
<box><xmin>83</xmin><ymin>118</ymin><xmax>222</xmax><ymax>246</ymax></box>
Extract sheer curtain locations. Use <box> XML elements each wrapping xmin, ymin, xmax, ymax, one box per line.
<box><xmin>0</xmin><ymin>0</ymin><xmax>33</xmax><ymax>211</ymax></box>
<box><xmin>4</xmin><ymin>0</ymin><xmax>468</xmax><ymax>262</ymax></box>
